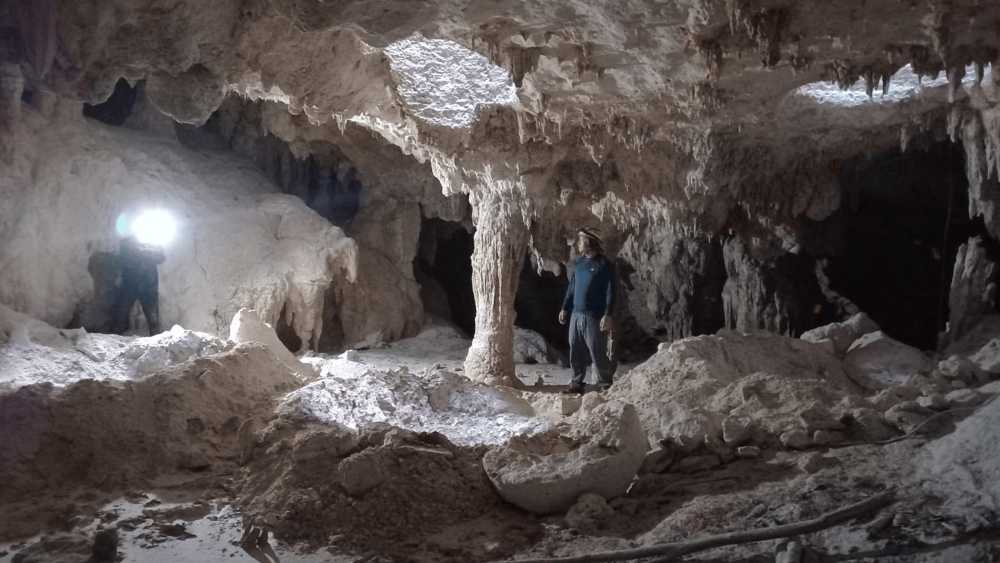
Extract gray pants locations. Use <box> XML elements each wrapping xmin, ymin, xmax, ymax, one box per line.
<box><xmin>569</xmin><ymin>312</ymin><xmax>616</xmax><ymax>390</ymax></box>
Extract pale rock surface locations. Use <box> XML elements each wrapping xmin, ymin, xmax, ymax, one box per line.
<box><xmin>884</xmin><ymin>401</ymin><xmax>935</xmax><ymax>434</ymax></box>
<box><xmin>847</xmin><ymin>408</ymin><xmax>902</xmax><ymax>442</ymax></box>
<box><xmin>0</xmin><ymin>340</ymin><xmax>303</xmax><ymax>513</ymax></box>
<box><xmin>0</xmin><ymin>115</ymin><xmax>357</xmax><ymax>348</ymax></box>
<box><xmin>971</xmin><ymin>337</ymin><xmax>1000</xmax><ymax>373</ymax></box>
<box><xmin>229</xmin><ymin>307</ymin><xmax>318</xmax><ymax>380</ymax></box>
<box><xmin>615</xmin><ymin>331</ymin><xmax>861</xmax><ymax>450</ymax></box>
<box><xmin>513</xmin><ymin>327</ymin><xmax>560</xmax><ymax>365</ymax></box>
<box><xmin>482</xmin><ymin>400</ymin><xmax>647</xmax><ymax>514</ymax></box>
<box><xmin>0</xmin><ymin>301</ymin><xmax>231</xmax><ymax>393</ymax></box>
<box><xmin>284</xmin><ymin>359</ymin><xmax>548</xmax><ymax>447</ymax></box>
<box><xmin>918</xmin><ymin>396</ymin><xmax>1000</xmax><ymax>529</ymax></box>
<box><xmin>800</xmin><ymin>312</ymin><xmax>880</xmax><ymax>358</ymax></box>
<box><xmin>844</xmin><ymin>331</ymin><xmax>929</xmax><ymax>389</ymax></box>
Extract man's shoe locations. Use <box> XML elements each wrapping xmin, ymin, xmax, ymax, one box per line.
<box><xmin>561</xmin><ymin>387</ymin><xmax>585</xmax><ymax>395</ymax></box>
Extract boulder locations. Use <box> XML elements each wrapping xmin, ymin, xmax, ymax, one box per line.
<box><xmin>847</xmin><ymin>408</ymin><xmax>901</xmax><ymax>442</ymax></box>
<box><xmin>800</xmin><ymin>312</ymin><xmax>880</xmax><ymax>357</ymax></box>
<box><xmin>513</xmin><ymin>327</ymin><xmax>562</xmax><ymax>365</ymax></box>
<box><xmin>844</xmin><ymin>331</ymin><xmax>928</xmax><ymax>389</ymax></box>
<box><xmin>482</xmin><ymin>401</ymin><xmax>647</xmax><ymax>514</ymax></box>
<box><xmin>917</xmin><ymin>394</ymin><xmax>1000</xmax><ymax>527</ymax></box>
<box><xmin>971</xmin><ymin>337</ymin><xmax>1000</xmax><ymax>373</ymax></box>
<box><xmin>338</xmin><ymin>449</ymin><xmax>385</xmax><ymax>496</ymax></box>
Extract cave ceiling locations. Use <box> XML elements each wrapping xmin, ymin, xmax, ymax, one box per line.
<box><xmin>6</xmin><ymin>0</ymin><xmax>1000</xmax><ymax>250</ymax></box>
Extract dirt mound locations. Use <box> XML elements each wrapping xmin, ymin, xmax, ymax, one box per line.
<box><xmin>232</xmin><ymin>422</ymin><xmax>508</xmax><ymax>558</ymax></box>
<box><xmin>613</xmin><ymin>330</ymin><xmax>866</xmax><ymax>451</ymax></box>
<box><xmin>0</xmin><ymin>342</ymin><xmax>301</xmax><ymax>538</ymax></box>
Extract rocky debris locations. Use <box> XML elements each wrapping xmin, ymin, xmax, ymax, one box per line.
<box><xmin>971</xmin><ymin>336</ymin><xmax>1000</xmax><ymax>373</ymax></box>
<box><xmin>0</xmin><ymin>340</ymin><xmax>303</xmax><ymax>534</ymax></box>
<box><xmin>482</xmin><ymin>400</ymin><xmax>647</xmax><ymax>514</ymax></box>
<box><xmin>884</xmin><ymin>401</ymin><xmax>936</xmax><ymax>434</ymax></box>
<box><xmin>844</xmin><ymin>408</ymin><xmax>902</xmax><ymax>442</ymax></box>
<box><xmin>234</xmin><ymin>424</ymin><xmax>501</xmax><ymax>550</ymax></box>
<box><xmin>918</xmin><ymin>395</ymin><xmax>1000</xmax><ymax>530</ymax></box>
<box><xmin>844</xmin><ymin>331</ymin><xmax>930</xmax><ymax>389</ymax></box>
<box><xmin>565</xmin><ymin>493</ymin><xmax>615</xmax><ymax>534</ymax></box>
<box><xmin>800</xmin><ymin>312</ymin><xmax>880</xmax><ymax>358</ymax></box>
<box><xmin>615</xmin><ymin>331</ymin><xmax>860</xmax><ymax>456</ymax></box>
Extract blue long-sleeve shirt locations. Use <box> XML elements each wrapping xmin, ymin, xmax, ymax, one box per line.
<box><xmin>562</xmin><ymin>254</ymin><xmax>615</xmax><ymax>317</ymax></box>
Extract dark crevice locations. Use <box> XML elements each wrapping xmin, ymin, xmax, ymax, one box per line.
<box><xmin>515</xmin><ymin>254</ymin><xmax>570</xmax><ymax>354</ymax></box>
<box><xmin>82</xmin><ymin>78</ymin><xmax>137</xmax><ymax>126</ymax></box>
<box><xmin>414</xmin><ymin>218</ymin><xmax>476</xmax><ymax>337</ymax></box>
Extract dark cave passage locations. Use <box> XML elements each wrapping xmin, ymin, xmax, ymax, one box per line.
<box><xmin>414</xmin><ymin>218</ymin><xmax>476</xmax><ymax>337</ymax></box>
<box><xmin>82</xmin><ymin>78</ymin><xmax>137</xmax><ymax>126</ymax></box>
<box><xmin>820</xmin><ymin>139</ymin><xmax>973</xmax><ymax>350</ymax></box>
<box><xmin>413</xmin><ymin>221</ymin><xmax>573</xmax><ymax>355</ymax></box>
<box><xmin>516</xmin><ymin>255</ymin><xmax>571</xmax><ymax>354</ymax></box>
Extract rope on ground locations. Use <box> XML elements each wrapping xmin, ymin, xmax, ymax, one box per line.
<box><xmin>502</xmin><ymin>489</ymin><xmax>896</xmax><ymax>563</ymax></box>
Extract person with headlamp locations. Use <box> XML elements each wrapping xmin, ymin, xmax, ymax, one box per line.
<box><xmin>113</xmin><ymin>210</ymin><xmax>173</xmax><ymax>335</ymax></box>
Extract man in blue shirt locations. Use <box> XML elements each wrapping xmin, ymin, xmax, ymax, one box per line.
<box><xmin>559</xmin><ymin>227</ymin><xmax>616</xmax><ymax>394</ymax></box>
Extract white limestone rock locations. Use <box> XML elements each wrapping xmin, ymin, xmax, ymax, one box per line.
<box><xmin>884</xmin><ymin>401</ymin><xmax>935</xmax><ymax>434</ymax></box>
<box><xmin>481</xmin><ymin>400</ymin><xmax>647</xmax><ymax>514</ymax></box>
<box><xmin>230</xmin><ymin>308</ymin><xmax>318</xmax><ymax>381</ymax></box>
<box><xmin>916</xmin><ymin>394</ymin><xmax>949</xmax><ymax>411</ymax></box>
<box><xmin>844</xmin><ymin>331</ymin><xmax>929</xmax><ymax>389</ymax></box>
<box><xmin>614</xmin><ymin>332</ymin><xmax>861</xmax><ymax>451</ymax></box>
<box><xmin>971</xmin><ymin>337</ymin><xmax>1000</xmax><ymax>373</ymax></box>
<box><xmin>945</xmin><ymin>388</ymin><xmax>987</xmax><ymax>408</ymax></box>
<box><xmin>800</xmin><ymin>312</ymin><xmax>880</xmax><ymax>358</ymax></box>
<box><xmin>513</xmin><ymin>327</ymin><xmax>560</xmax><ymax>365</ymax></box>
<box><xmin>847</xmin><ymin>408</ymin><xmax>901</xmax><ymax>442</ymax></box>
<box><xmin>918</xmin><ymin>394</ymin><xmax>1000</xmax><ymax>527</ymax></box>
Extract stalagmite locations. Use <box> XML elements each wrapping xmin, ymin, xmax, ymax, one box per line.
<box><xmin>464</xmin><ymin>185</ymin><xmax>529</xmax><ymax>387</ymax></box>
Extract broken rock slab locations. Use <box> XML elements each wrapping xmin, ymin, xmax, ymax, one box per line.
<box><xmin>800</xmin><ymin>312</ymin><xmax>880</xmax><ymax>358</ymax></box>
<box><xmin>844</xmin><ymin>331</ymin><xmax>929</xmax><ymax>389</ymax></box>
<box><xmin>482</xmin><ymin>400</ymin><xmax>647</xmax><ymax>514</ymax></box>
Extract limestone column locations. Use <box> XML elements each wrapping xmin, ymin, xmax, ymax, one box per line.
<box><xmin>464</xmin><ymin>187</ymin><xmax>528</xmax><ymax>387</ymax></box>
<box><xmin>940</xmin><ymin>237</ymin><xmax>998</xmax><ymax>349</ymax></box>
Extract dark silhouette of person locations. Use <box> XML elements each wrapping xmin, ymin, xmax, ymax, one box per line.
<box><xmin>558</xmin><ymin>227</ymin><xmax>617</xmax><ymax>394</ymax></box>
<box><xmin>113</xmin><ymin>235</ymin><xmax>165</xmax><ymax>335</ymax></box>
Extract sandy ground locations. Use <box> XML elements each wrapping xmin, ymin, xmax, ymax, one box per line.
<box><xmin>0</xmin><ymin>323</ymin><xmax>634</xmax><ymax>563</ymax></box>
<box><xmin>3</xmin><ymin>318</ymin><xmax>1000</xmax><ymax>563</ymax></box>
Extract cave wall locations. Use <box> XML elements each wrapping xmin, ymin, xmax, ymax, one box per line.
<box><xmin>0</xmin><ymin>93</ymin><xmax>356</xmax><ymax>346</ymax></box>
<box><xmin>5</xmin><ymin>0</ymin><xmax>1000</xmax><ymax>377</ymax></box>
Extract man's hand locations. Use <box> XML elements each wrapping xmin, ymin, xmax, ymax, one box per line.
<box><xmin>600</xmin><ymin>315</ymin><xmax>612</xmax><ymax>332</ymax></box>
<box><xmin>558</xmin><ymin>310</ymin><xmax>568</xmax><ymax>325</ymax></box>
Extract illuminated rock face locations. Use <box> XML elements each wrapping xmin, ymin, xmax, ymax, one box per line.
<box><xmin>2</xmin><ymin>1</ymin><xmax>1000</xmax><ymax>372</ymax></box>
